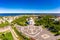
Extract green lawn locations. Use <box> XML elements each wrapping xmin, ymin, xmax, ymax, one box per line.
<box><xmin>12</xmin><ymin>16</ymin><xmax>29</xmax><ymax>26</ymax></box>
<box><xmin>0</xmin><ymin>21</ymin><xmax>9</xmax><ymax>28</ymax></box>
<box><xmin>0</xmin><ymin>31</ymin><xmax>13</xmax><ymax>40</ymax></box>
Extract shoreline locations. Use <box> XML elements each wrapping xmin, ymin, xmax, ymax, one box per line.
<box><xmin>0</xmin><ymin>13</ymin><xmax>60</xmax><ymax>16</ymax></box>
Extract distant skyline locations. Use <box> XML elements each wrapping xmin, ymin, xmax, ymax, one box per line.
<box><xmin>0</xmin><ymin>0</ymin><xmax>60</xmax><ymax>13</ymax></box>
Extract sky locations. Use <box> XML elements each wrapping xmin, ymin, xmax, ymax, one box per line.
<box><xmin>0</xmin><ymin>0</ymin><xmax>60</xmax><ymax>13</ymax></box>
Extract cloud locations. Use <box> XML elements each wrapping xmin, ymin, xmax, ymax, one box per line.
<box><xmin>0</xmin><ymin>7</ymin><xmax>60</xmax><ymax>13</ymax></box>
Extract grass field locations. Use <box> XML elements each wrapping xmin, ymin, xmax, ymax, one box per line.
<box><xmin>0</xmin><ymin>21</ymin><xmax>9</xmax><ymax>28</ymax></box>
<box><xmin>0</xmin><ymin>31</ymin><xmax>13</xmax><ymax>40</ymax></box>
<box><xmin>12</xmin><ymin>16</ymin><xmax>28</xmax><ymax>26</ymax></box>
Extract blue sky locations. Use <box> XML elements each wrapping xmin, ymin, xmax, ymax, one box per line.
<box><xmin>0</xmin><ymin>0</ymin><xmax>60</xmax><ymax>13</ymax></box>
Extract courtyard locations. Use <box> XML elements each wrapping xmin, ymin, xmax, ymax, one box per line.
<box><xmin>16</xmin><ymin>24</ymin><xmax>60</xmax><ymax>40</ymax></box>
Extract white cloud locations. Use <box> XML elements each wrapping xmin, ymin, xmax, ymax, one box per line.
<box><xmin>0</xmin><ymin>7</ymin><xmax>60</xmax><ymax>13</ymax></box>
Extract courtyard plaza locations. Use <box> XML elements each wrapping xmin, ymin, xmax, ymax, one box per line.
<box><xmin>16</xmin><ymin>25</ymin><xmax>50</xmax><ymax>40</ymax></box>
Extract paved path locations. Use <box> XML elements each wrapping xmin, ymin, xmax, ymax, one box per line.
<box><xmin>0</xmin><ymin>27</ymin><xmax>9</xmax><ymax>32</ymax></box>
<box><xmin>9</xmin><ymin>26</ymin><xmax>19</xmax><ymax>40</ymax></box>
